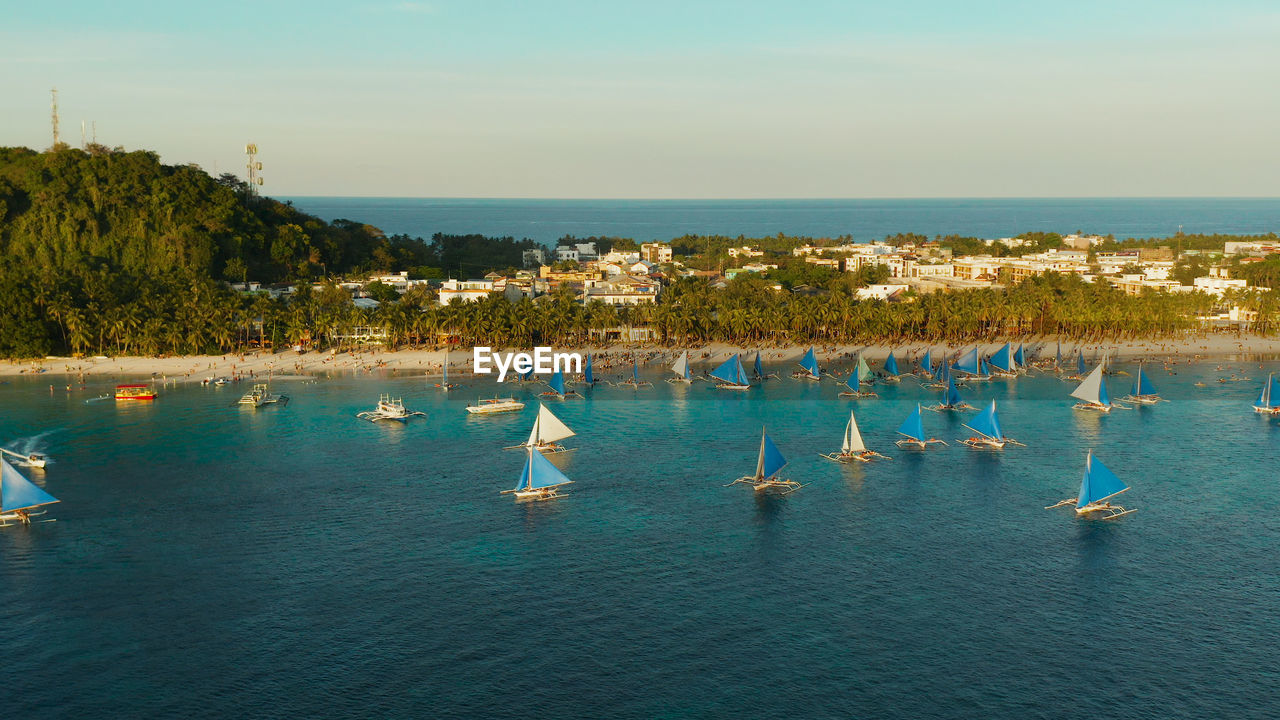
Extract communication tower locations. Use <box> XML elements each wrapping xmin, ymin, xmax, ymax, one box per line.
<box><xmin>51</xmin><ymin>87</ymin><xmax>61</xmax><ymax>147</ymax></box>
<box><xmin>245</xmin><ymin>143</ymin><xmax>264</xmax><ymax>195</ymax></box>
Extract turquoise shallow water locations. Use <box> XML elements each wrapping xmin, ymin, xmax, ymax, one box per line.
<box><xmin>2</xmin><ymin>357</ymin><xmax>1279</xmax><ymax>718</ymax></box>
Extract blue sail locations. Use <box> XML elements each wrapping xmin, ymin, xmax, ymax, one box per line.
<box><xmin>1076</xmin><ymin>351</ymin><xmax>1087</xmax><ymax>375</ymax></box>
<box><xmin>758</xmin><ymin>432</ymin><xmax>788</xmax><ymax>479</ymax></box>
<box><xmin>897</xmin><ymin>404</ymin><xmax>925</xmax><ymax>442</ymax></box>
<box><xmin>1</xmin><ymin>459</ymin><xmax>58</xmax><ymax>512</ymax></box>
<box><xmin>632</xmin><ymin>361</ymin><xmax>641</xmax><ymax>384</ymax></box>
<box><xmin>1078</xmin><ymin>453</ymin><xmax>1127</xmax><ymax>508</ymax></box>
<box><xmin>1056</xmin><ymin>342</ymin><xmax>1063</xmax><ymax>367</ymax></box>
<box><xmin>989</xmin><ymin>343</ymin><xmax>1013</xmax><ymax>372</ymax></box>
<box><xmin>799</xmin><ymin>347</ymin><xmax>820</xmax><ymax>378</ymax></box>
<box><xmin>1269</xmin><ymin>375</ymin><xmax>1280</xmax><ymax>409</ymax></box>
<box><xmin>921</xmin><ymin>350</ymin><xmax>933</xmax><ymax>376</ymax></box>
<box><xmin>846</xmin><ymin>368</ymin><xmax>860</xmax><ymax>391</ymax></box>
<box><xmin>945</xmin><ymin>376</ymin><xmax>963</xmax><ymax>407</ymax></box>
<box><xmin>754</xmin><ymin>352</ymin><xmax>764</xmax><ymax>378</ymax></box>
<box><xmin>711</xmin><ymin>355</ymin><xmax>747</xmax><ymax>385</ymax></box>
<box><xmin>1013</xmin><ymin>344</ymin><xmax>1026</xmax><ymax>368</ymax></box>
<box><xmin>1098</xmin><ymin>375</ymin><xmax>1111</xmax><ymax>406</ymax></box>
<box><xmin>584</xmin><ymin>354</ymin><xmax>595</xmax><ymax>384</ymax></box>
<box><xmin>548</xmin><ymin>369</ymin><xmax>566</xmax><ymax>395</ymax></box>
<box><xmin>980</xmin><ymin>357</ymin><xmax>991</xmax><ymax>376</ymax></box>
<box><xmin>1134</xmin><ymin>367</ymin><xmax>1157</xmax><ymax>396</ymax></box>
<box><xmin>518</xmin><ymin>448</ymin><xmax>573</xmax><ymax>490</ymax></box>
<box><xmin>953</xmin><ymin>348</ymin><xmax>980</xmax><ymax>376</ymax></box>
<box><xmin>884</xmin><ymin>351</ymin><xmax>900</xmax><ymax>376</ymax></box>
<box><xmin>966</xmin><ymin>400</ymin><xmax>1003</xmax><ymax>440</ymax></box>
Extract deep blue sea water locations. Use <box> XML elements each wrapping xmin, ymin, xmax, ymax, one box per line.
<box><xmin>3</xmin><ymin>353</ymin><xmax>1279</xmax><ymax>718</ymax></box>
<box><xmin>279</xmin><ymin>197</ymin><xmax>1280</xmax><ymax>245</ymax></box>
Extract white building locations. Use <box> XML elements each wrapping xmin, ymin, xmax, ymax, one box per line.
<box><xmin>582</xmin><ymin>275</ymin><xmax>660</xmax><ymax>305</ymax></box>
<box><xmin>438</xmin><ymin>279</ymin><xmax>497</xmax><ymax>304</ymax></box>
<box><xmin>640</xmin><ymin>242</ymin><xmax>672</xmax><ymax>264</ymax></box>
<box><xmin>1193</xmin><ymin>276</ymin><xmax>1248</xmax><ymax>297</ymax></box>
<box><xmin>522</xmin><ymin>247</ymin><xmax>547</xmax><ymax>267</ymax></box>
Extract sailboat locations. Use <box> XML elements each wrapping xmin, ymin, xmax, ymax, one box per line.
<box><xmin>1063</xmin><ymin>349</ymin><xmax>1088</xmax><ymax>381</ymax></box>
<box><xmin>726</xmin><ymin>428</ymin><xmax>806</xmax><ymax>494</ymax></box>
<box><xmin>987</xmin><ymin>342</ymin><xmax>1020</xmax><ymax>378</ymax></box>
<box><xmin>792</xmin><ymin>347</ymin><xmax>821</xmax><ymax>380</ymax></box>
<box><xmin>0</xmin><ymin>457</ymin><xmax>58</xmax><ymax>526</ymax></box>
<box><xmin>540</xmin><ymin>369</ymin><xmax>581</xmax><ymax>399</ymax></box>
<box><xmin>922</xmin><ymin>358</ymin><xmax>949</xmax><ymax>390</ymax></box>
<box><xmin>856</xmin><ymin>354</ymin><xmax>874</xmax><ymax>384</ymax></box>
<box><xmin>821</xmin><ymin>410</ymin><xmax>890</xmax><ymax>463</ymax></box>
<box><xmin>838</xmin><ymin>364</ymin><xmax>877</xmax><ymax>398</ymax></box>
<box><xmin>976</xmin><ymin>357</ymin><xmax>993</xmax><ymax>381</ymax></box>
<box><xmin>753</xmin><ymin>352</ymin><xmax>779</xmax><ymax>380</ymax></box>
<box><xmin>1122</xmin><ymin>363</ymin><xmax>1163</xmax><ymax>405</ymax></box>
<box><xmin>501</xmin><ymin>447</ymin><xmax>574</xmax><ymax>501</ymax></box>
<box><xmin>951</xmin><ymin>348</ymin><xmax>985</xmax><ymax>380</ymax></box>
<box><xmin>579</xmin><ymin>353</ymin><xmax>596</xmax><ymax>386</ymax></box>
<box><xmin>667</xmin><ymin>350</ymin><xmax>693</xmax><ymax>384</ymax></box>
<box><xmin>920</xmin><ymin>350</ymin><xmax>935</xmax><ymax>379</ymax></box>
<box><xmin>1013</xmin><ymin>344</ymin><xmax>1027</xmax><ymax>370</ymax></box>
<box><xmin>1070</xmin><ymin>362</ymin><xmax>1120</xmax><ymax>412</ymax></box>
<box><xmin>709</xmin><ymin>354</ymin><xmax>752</xmax><ymax>390</ymax></box>
<box><xmin>1252</xmin><ymin>373</ymin><xmax>1280</xmax><ymax>414</ymax></box>
<box><xmin>434</xmin><ymin>348</ymin><xmax>459</xmax><ymax>391</ymax></box>
<box><xmin>880</xmin><ymin>350</ymin><xmax>904</xmax><ymax>383</ymax></box>
<box><xmin>619</xmin><ymin>360</ymin><xmax>652</xmax><ymax>388</ymax></box>
<box><xmin>1045</xmin><ymin>451</ymin><xmax>1136</xmax><ymax>519</ymax></box>
<box><xmin>958</xmin><ymin>400</ymin><xmax>1022</xmax><ymax>449</ymax></box>
<box><xmin>505</xmin><ymin>404</ymin><xmax>575</xmax><ymax>454</ymax></box>
<box><xmin>927</xmin><ymin>375</ymin><xmax>973</xmax><ymax>411</ymax></box>
<box><xmin>895</xmin><ymin>404</ymin><xmax>947</xmax><ymax>449</ymax></box>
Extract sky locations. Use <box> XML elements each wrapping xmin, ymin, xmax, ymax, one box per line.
<box><xmin>3</xmin><ymin>1</ymin><xmax>1279</xmax><ymax>198</ymax></box>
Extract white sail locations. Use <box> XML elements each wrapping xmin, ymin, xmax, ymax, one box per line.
<box><xmin>672</xmin><ymin>351</ymin><xmax>689</xmax><ymax>378</ymax></box>
<box><xmin>527</xmin><ymin>404</ymin><xmax>575</xmax><ymax>445</ymax></box>
<box><xmin>842</xmin><ymin>411</ymin><xmax>866</xmax><ymax>453</ymax></box>
<box><xmin>1070</xmin><ymin>364</ymin><xmax>1106</xmax><ymax>404</ymax></box>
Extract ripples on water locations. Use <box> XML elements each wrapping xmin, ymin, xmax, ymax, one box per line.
<box><xmin>2</xmin><ymin>360</ymin><xmax>1278</xmax><ymax>718</ymax></box>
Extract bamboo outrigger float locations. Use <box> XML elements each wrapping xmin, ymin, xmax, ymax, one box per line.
<box><xmin>1046</xmin><ymin>451</ymin><xmax>1136</xmax><ymax>519</ymax></box>
<box><xmin>726</xmin><ymin>428</ymin><xmax>807</xmax><ymax>494</ymax></box>
<box><xmin>821</xmin><ymin>410</ymin><xmax>890</xmax><ymax>463</ymax></box>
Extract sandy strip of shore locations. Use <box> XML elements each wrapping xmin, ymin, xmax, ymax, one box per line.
<box><xmin>4</xmin><ymin>334</ymin><xmax>1279</xmax><ymax>380</ymax></box>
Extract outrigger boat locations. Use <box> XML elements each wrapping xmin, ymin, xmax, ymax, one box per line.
<box><xmin>958</xmin><ymin>400</ymin><xmax>1023</xmax><ymax>449</ymax></box>
<box><xmin>987</xmin><ymin>342</ymin><xmax>1020</xmax><ymax>378</ymax></box>
<box><xmin>1122</xmin><ymin>363</ymin><xmax>1163</xmax><ymax>405</ymax></box>
<box><xmin>501</xmin><ymin>446</ymin><xmax>574</xmax><ymax>501</ymax></box>
<box><xmin>838</xmin><ymin>363</ymin><xmax>877</xmax><ymax>398</ymax></box>
<box><xmin>238</xmin><ymin>383</ymin><xmax>287</xmax><ymax>407</ymax></box>
<box><xmin>115</xmin><ymin>384</ymin><xmax>157</xmax><ymax>400</ymax></box>
<box><xmin>726</xmin><ymin>428</ymin><xmax>806</xmax><ymax>494</ymax></box>
<box><xmin>578</xmin><ymin>353</ymin><xmax>596</xmax><ymax>387</ymax></box>
<box><xmin>880</xmin><ymin>350</ymin><xmax>904</xmax><ymax>383</ymax></box>
<box><xmin>918</xmin><ymin>349</ymin><xmax>935</xmax><ymax>379</ymax></box>
<box><xmin>1</xmin><ymin>447</ymin><xmax>48</xmax><ymax>469</ymax></box>
<box><xmin>709</xmin><ymin>354</ymin><xmax>751</xmax><ymax>390</ymax></box>
<box><xmin>821</xmin><ymin>410</ymin><xmax>890</xmax><ymax>463</ymax></box>
<box><xmin>434</xmin><ymin>349</ymin><xmax>459</xmax><ymax>391</ymax></box>
<box><xmin>1252</xmin><ymin>373</ymin><xmax>1280</xmax><ymax>414</ymax></box>
<box><xmin>951</xmin><ymin>348</ymin><xmax>988</xmax><ymax>382</ymax></box>
<box><xmin>465</xmin><ymin>396</ymin><xmax>526</xmax><ymax>415</ymax></box>
<box><xmin>539</xmin><ymin>369</ymin><xmax>580</xmax><ymax>399</ymax></box>
<box><xmin>1013</xmin><ymin>343</ymin><xmax>1027</xmax><ymax>370</ymax></box>
<box><xmin>505</xmin><ymin>404</ymin><xmax>575</xmax><ymax>454</ymax></box>
<box><xmin>1045</xmin><ymin>451</ymin><xmax>1136</xmax><ymax>519</ymax></box>
<box><xmin>0</xmin><ymin>457</ymin><xmax>58</xmax><ymax>526</ymax></box>
<box><xmin>1070</xmin><ymin>362</ymin><xmax>1123</xmax><ymax>412</ymax></box>
<box><xmin>618</xmin><ymin>361</ymin><xmax>652</xmax><ymax>388</ymax></box>
<box><xmin>667</xmin><ymin>351</ymin><xmax>693</xmax><ymax>384</ymax></box>
<box><xmin>1063</xmin><ymin>350</ymin><xmax>1088</xmax><ymax>381</ymax></box>
<box><xmin>895</xmin><ymin>404</ymin><xmax>947</xmax><ymax>449</ymax></box>
<box><xmin>753</xmin><ymin>352</ymin><xmax>779</xmax><ymax>380</ymax></box>
<box><xmin>356</xmin><ymin>394</ymin><xmax>425</xmax><ymax>423</ymax></box>
<box><xmin>926</xmin><ymin>375</ymin><xmax>974</xmax><ymax>412</ymax></box>
<box><xmin>921</xmin><ymin>358</ymin><xmax>949</xmax><ymax>390</ymax></box>
<box><xmin>792</xmin><ymin>347</ymin><xmax>821</xmax><ymax>381</ymax></box>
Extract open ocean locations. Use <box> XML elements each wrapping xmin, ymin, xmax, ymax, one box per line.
<box><xmin>3</xmin><ymin>354</ymin><xmax>1279</xmax><ymax>718</ymax></box>
<box><xmin>279</xmin><ymin>197</ymin><xmax>1280</xmax><ymax>244</ymax></box>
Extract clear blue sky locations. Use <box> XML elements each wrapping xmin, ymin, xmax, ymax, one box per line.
<box><xmin>3</xmin><ymin>1</ymin><xmax>1278</xmax><ymax>198</ymax></box>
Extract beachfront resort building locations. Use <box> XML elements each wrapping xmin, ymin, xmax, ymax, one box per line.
<box><xmin>438</xmin><ymin>279</ymin><xmax>498</xmax><ymax>304</ymax></box>
<box><xmin>582</xmin><ymin>275</ymin><xmax>660</xmax><ymax>305</ymax></box>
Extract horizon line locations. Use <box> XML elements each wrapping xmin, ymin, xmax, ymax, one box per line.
<box><xmin>275</xmin><ymin>194</ymin><xmax>1280</xmax><ymax>202</ymax></box>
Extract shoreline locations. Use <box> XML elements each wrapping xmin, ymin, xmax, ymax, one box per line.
<box><xmin>4</xmin><ymin>333</ymin><xmax>1280</xmax><ymax>380</ymax></box>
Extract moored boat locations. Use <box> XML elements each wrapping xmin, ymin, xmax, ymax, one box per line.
<box><xmin>115</xmin><ymin>384</ymin><xmax>157</xmax><ymax>400</ymax></box>
<box><xmin>466</xmin><ymin>396</ymin><xmax>526</xmax><ymax>415</ymax></box>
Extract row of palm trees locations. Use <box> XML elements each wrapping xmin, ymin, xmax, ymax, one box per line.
<box><xmin>9</xmin><ymin>272</ymin><xmax>1241</xmax><ymax>359</ymax></box>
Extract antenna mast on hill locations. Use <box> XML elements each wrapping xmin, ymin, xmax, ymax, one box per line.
<box><xmin>245</xmin><ymin>143</ymin><xmax>264</xmax><ymax>196</ymax></box>
<box><xmin>50</xmin><ymin>87</ymin><xmax>61</xmax><ymax>147</ymax></box>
